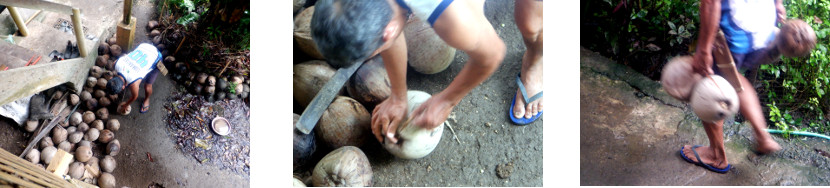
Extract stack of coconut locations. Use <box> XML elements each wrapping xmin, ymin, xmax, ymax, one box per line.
<box><xmin>145</xmin><ymin>20</ymin><xmax>251</xmax><ymax>103</ymax></box>
<box><xmin>23</xmin><ymin>95</ymin><xmax>121</xmax><ymax>188</ymax></box>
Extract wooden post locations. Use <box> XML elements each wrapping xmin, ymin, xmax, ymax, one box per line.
<box><xmin>7</xmin><ymin>6</ymin><xmax>28</xmax><ymax>36</ymax></box>
<box><xmin>71</xmin><ymin>8</ymin><xmax>87</xmax><ymax>57</ymax></box>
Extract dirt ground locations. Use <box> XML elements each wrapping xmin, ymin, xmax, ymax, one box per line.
<box><xmin>292</xmin><ymin>0</ymin><xmax>544</xmax><ymax>187</ymax></box>
<box><xmin>580</xmin><ymin>47</ymin><xmax>830</xmax><ymax>186</ymax></box>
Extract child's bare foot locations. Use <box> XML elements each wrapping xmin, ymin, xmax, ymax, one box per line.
<box><xmin>681</xmin><ymin>145</ymin><xmax>730</xmax><ymax>170</ymax></box>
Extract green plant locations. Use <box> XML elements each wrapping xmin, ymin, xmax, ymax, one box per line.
<box><xmin>229</xmin><ymin>82</ymin><xmax>237</xmax><ymax>95</ymax></box>
<box><xmin>167</xmin><ymin>0</ymin><xmax>209</xmax><ymax>26</ymax></box>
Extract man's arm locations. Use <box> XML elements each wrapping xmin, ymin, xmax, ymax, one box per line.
<box><xmin>118</xmin><ymin>82</ymin><xmax>141</xmax><ymax>113</ymax></box>
<box><xmin>372</xmin><ymin>32</ymin><xmax>409</xmax><ymax>143</ymax></box>
<box><xmin>692</xmin><ymin>0</ymin><xmax>722</xmax><ymax>76</ymax></box>
<box><xmin>775</xmin><ymin>0</ymin><xmax>786</xmax><ymax>24</ymax></box>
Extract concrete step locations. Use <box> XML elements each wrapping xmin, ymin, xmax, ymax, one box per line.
<box><xmin>0</xmin><ymin>40</ymin><xmax>40</xmax><ymax>70</ymax></box>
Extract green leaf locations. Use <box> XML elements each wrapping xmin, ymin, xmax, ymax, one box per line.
<box><xmin>176</xmin><ymin>12</ymin><xmax>199</xmax><ymax>25</ymax></box>
<box><xmin>668</xmin><ymin>21</ymin><xmax>676</xmax><ymax>30</ymax></box>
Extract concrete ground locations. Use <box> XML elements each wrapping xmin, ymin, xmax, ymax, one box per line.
<box><xmin>293</xmin><ymin>0</ymin><xmax>543</xmax><ymax>187</ymax></box>
<box><xmin>580</xmin><ymin>47</ymin><xmax>830</xmax><ymax>185</ymax></box>
<box><xmin>1</xmin><ymin>0</ymin><xmax>249</xmax><ymax>187</ymax></box>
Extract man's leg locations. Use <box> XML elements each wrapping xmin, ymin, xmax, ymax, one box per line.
<box><xmin>736</xmin><ymin>74</ymin><xmax>782</xmax><ymax>153</ymax></box>
<box><xmin>513</xmin><ymin>0</ymin><xmax>543</xmax><ymax>119</ymax></box>
<box><xmin>141</xmin><ymin>69</ymin><xmax>159</xmax><ymax>112</ymax></box>
<box><xmin>682</xmin><ymin>120</ymin><xmax>729</xmax><ymax>169</ymax></box>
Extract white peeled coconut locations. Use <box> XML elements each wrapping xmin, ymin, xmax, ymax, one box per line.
<box><xmin>312</xmin><ymin>146</ymin><xmax>372</xmax><ymax>186</ymax></box>
<box><xmin>26</xmin><ymin>149</ymin><xmax>40</xmax><ymax>164</ymax></box>
<box><xmin>404</xmin><ymin>17</ymin><xmax>457</xmax><ymax>74</ymax></box>
<box><xmin>41</xmin><ymin>146</ymin><xmax>57</xmax><ymax>165</ymax></box>
<box><xmin>293</xmin><ymin>176</ymin><xmax>306</xmax><ymax>187</ymax></box>
<box><xmin>382</xmin><ymin>90</ymin><xmax>445</xmax><ymax>159</ymax></box>
<box><xmin>661</xmin><ymin>56</ymin><xmax>703</xmax><ymax>102</ymax></box>
<box><xmin>690</xmin><ymin>75</ymin><xmax>740</xmax><ymax>123</ymax></box>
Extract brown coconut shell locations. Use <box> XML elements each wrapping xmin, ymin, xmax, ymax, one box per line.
<box><xmin>99</xmin><ymin>172</ymin><xmax>116</xmax><ymax>188</ymax></box>
<box><xmin>207</xmin><ymin>76</ymin><xmax>216</xmax><ymax>86</ymax></box>
<box><xmin>197</xmin><ymin>73</ymin><xmax>208</xmax><ymax>85</ymax></box>
<box><xmin>78</xmin><ymin>140</ymin><xmax>91</xmax><ymax>148</ymax></box>
<box><xmin>69</xmin><ymin>162</ymin><xmax>85</xmax><ymax>179</ymax></box>
<box><xmin>78</xmin><ymin>122</ymin><xmax>89</xmax><ymax>132</ymax></box>
<box><xmin>90</xmin><ymin>66</ymin><xmax>104</xmax><ymax>78</ymax></box>
<box><xmin>312</xmin><ymin>146</ymin><xmax>373</xmax><ymax>186</ymax></box>
<box><xmin>107</xmin><ymin>37</ymin><xmax>117</xmax><ymax>46</ymax></box>
<box><xmin>70</xmin><ymin>112</ymin><xmax>83</xmax><ymax>126</ymax></box>
<box><xmin>86</xmin><ymin>77</ymin><xmax>97</xmax><ymax>88</ymax></box>
<box><xmin>92</xmin><ymin>120</ymin><xmax>105</xmax><ymax>131</ymax></box>
<box><xmin>101</xmin><ymin>155</ymin><xmax>116</xmax><ymax>173</ymax></box>
<box><xmin>778</xmin><ymin>19</ymin><xmax>817</xmax><ymax>57</ymax></box>
<box><xmin>94</xmin><ymin>90</ymin><xmax>106</xmax><ymax>99</ymax></box>
<box><xmin>147</xmin><ymin>20</ymin><xmax>159</xmax><ymax>30</ymax></box>
<box><xmin>69</xmin><ymin>131</ymin><xmax>84</xmax><ymax>144</ymax></box>
<box><xmin>98</xmin><ymin>129</ymin><xmax>115</xmax><ymax>143</ymax></box>
<box><xmin>75</xmin><ymin>146</ymin><xmax>93</xmax><ymax>162</ymax></box>
<box><xmin>82</xmin><ymin>111</ymin><xmax>95</xmax><ymax>124</ymax></box>
<box><xmin>97</xmin><ymin>55</ymin><xmax>110</xmax><ymax>67</ymax></box>
<box><xmin>85</xmin><ymin>98</ymin><xmax>99</xmax><ymax>110</ymax></box>
<box><xmin>40</xmin><ymin>137</ymin><xmax>53</xmax><ymax>149</ymax></box>
<box><xmin>80</xmin><ymin>91</ymin><xmax>92</xmax><ymax>102</ymax></box>
<box><xmin>57</xmin><ymin>141</ymin><xmax>70</xmax><ymax>152</ymax></box>
<box><xmin>85</xmin><ymin>128</ymin><xmax>100</xmax><ymax>141</ymax></box>
<box><xmin>69</xmin><ymin>94</ymin><xmax>80</xmax><ymax>106</ymax></box>
<box><xmin>149</xmin><ymin>29</ymin><xmax>161</xmax><ymax>37</ymax></box>
<box><xmin>110</xmin><ymin>45</ymin><xmax>122</xmax><ymax>57</ymax></box>
<box><xmin>99</xmin><ymin>97</ymin><xmax>111</xmax><ymax>108</ymax></box>
<box><xmin>107</xmin><ymin>60</ymin><xmax>116</xmax><ymax>71</ymax></box>
<box><xmin>346</xmin><ymin>56</ymin><xmax>391</xmax><ymax>109</ymax></box>
<box><xmin>53</xmin><ymin>91</ymin><xmax>64</xmax><ymax>100</ymax></box>
<box><xmin>106</xmin><ymin>119</ymin><xmax>120</xmax><ymax>132</ymax></box>
<box><xmin>316</xmin><ymin>96</ymin><xmax>371</xmax><ymax>148</ymax></box>
<box><xmin>41</xmin><ymin>146</ymin><xmax>57</xmax><ymax>164</ymax></box>
<box><xmin>107</xmin><ymin>139</ymin><xmax>120</xmax><ymax>156</ymax></box>
<box><xmin>293</xmin><ymin>61</ymin><xmax>343</xmax><ymax>107</ymax></box>
<box><xmin>97</xmin><ymin>78</ymin><xmax>108</xmax><ymax>89</ymax></box>
<box><xmin>164</xmin><ymin>56</ymin><xmax>176</xmax><ymax>63</ymax></box>
<box><xmin>66</xmin><ymin>126</ymin><xmax>77</xmax><ymax>134</ymax></box>
<box><xmin>52</xmin><ymin>126</ymin><xmax>68</xmax><ymax>144</ymax></box>
<box><xmin>99</xmin><ymin>42</ymin><xmax>110</xmax><ymax>55</ymax></box>
<box><xmin>404</xmin><ymin>17</ymin><xmax>456</xmax><ymax>74</ymax></box>
<box><xmin>25</xmin><ymin>120</ymin><xmax>38</xmax><ymax>132</ymax></box>
<box><xmin>294</xmin><ymin>114</ymin><xmax>316</xmax><ymax>171</ymax></box>
<box><xmin>157</xmin><ymin>43</ymin><xmax>166</xmax><ymax>51</ymax></box>
<box><xmin>293</xmin><ymin>6</ymin><xmax>325</xmax><ymax>59</ymax></box>
<box><xmin>153</xmin><ymin>35</ymin><xmax>162</xmax><ymax>45</ymax></box>
<box><xmin>96</xmin><ymin>108</ymin><xmax>109</xmax><ymax>121</ymax></box>
<box><xmin>660</xmin><ymin>56</ymin><xmax>703</xmax><ymax>102</ymax></box>
<box><xmin>26</xmin><ymin>149</ymin><xmax>39</xmax><ymax>164</ymax></box>
<box><xmin>293</xmin><ymin>0</ymin><xmax>306</xmax><ymax>13</ymax></box>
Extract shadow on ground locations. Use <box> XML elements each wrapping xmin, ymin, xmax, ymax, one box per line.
<box><xmin>580</xmin><ymin>47</ymin><xmax>830</xmax><ymax>186</ymax></box>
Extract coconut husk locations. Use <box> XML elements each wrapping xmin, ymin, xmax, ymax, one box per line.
<box><xmin>110</xmin><ymin>45</ymin><xmax>122</xmax><ymax>57</ymax></box>
<box><xmin>149</xmin><ymin>29</ymin><xmax>161</xmax><ymax>37</ymax></box>
<box><xmin>294</xmin><ymin>114</ymin><xmax>316</xmax><ymax>171</ymax></box>
<box><xmin>660</xmin><ymin>56</ymin><xmax>703</xmax><ymax>102</ymax></box>
<box><xmin>347</xmin><ymin>56</ymin><xmax>391</xmax><ymax>109</ymax></box>
<box><xmin>294</xmin><ymin>6</ymin><xmax>325</xmax><ymax>59</ymax></box>
<box><xmin>312</xmin><ymin>146</ymin><xmax>373</xmax><ymax>186</ymax></box>
<box><xmin>690</xmin><ymin>75</ymin><xmax>740</xmax><ymax>123</ymax></box>
<box><xmin>96</xmin><ymin>55</ymin><xmax>110</xmax><ymax>67</ymax></box>
<box><xmin>293</xmin><ymin>61</ymin><xmax>343</xmax><ymax>107</ymax></box>
<box><xmin>99</xmin><ymin>42</ymin><xmax>110</xmax><ymax>55</ymax></box>
<box><xmin>147</xmin><ymin>20</ymin><xmax>159</xmax><ymax>30</ymax></box>
<box><xmin>316</xmin><ymin>96</ymin><xmax>371</xmax><ymax>148</ymax></box>
<box><xmin>99</xmin><ymin>173</ymin><xmax>116</xmax><ymax>188</ymax></box>
<box><xmin>778</xmin><ymin>19</ymin><xmax>817</xmax><ymax>57</ymax></box>
<box><xmin>107</xmin><ymin>37</ymin><xmax>117</xmax><ymax>46</ymax></box>
<box><xmin>404</xmin><ymin>18</ymin><xmax>456</xmax><ymax>74</ymax></box>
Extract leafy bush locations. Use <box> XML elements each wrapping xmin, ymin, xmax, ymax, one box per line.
<box><xmin>759</xmin><ymin>0</ymin><xmax>830</xmax><ymax>133</ymax></box>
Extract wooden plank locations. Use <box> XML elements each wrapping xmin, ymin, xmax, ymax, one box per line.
<box><xmin>0</xmin><ymin>0</ymin><xmax>74</xmax><ymax>14</ymax></box>
<box><xmin>46</xmin><ymin>149</ymin><xmax>73</xmax><ymax>176</ymax></box>
<box><xmin>0</xmin><ymin>148</ymin><xmax>72</xmax><ymax>187</ymax></box>
<box><xmin>68</xmin><ymin>179</ymin><xmax>99</xmax><ymax>188</ymax></box>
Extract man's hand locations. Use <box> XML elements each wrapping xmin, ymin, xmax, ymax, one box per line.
<box><xmin>371</xmin><ymin>96</ymin><xmax>407</xmax><ymax>144</ymax></box>
<box><xmin>692</xmin><ymin>51</ymin><xmax>714</xmax><ymax>76</ymax></box>
<box><xmin>775</xmin><ymin>0</ymin><xmax>787</xmax><ymax>24</ymax></box>
<box><xmin>117</xmin><ymin>102</ymin><xmax>129</xmax><ymax>115</ymax></box>
<box><xmin>409</xmin><ymin>93</ymin><xmax>454</xmax><ymax>130</ymax></box>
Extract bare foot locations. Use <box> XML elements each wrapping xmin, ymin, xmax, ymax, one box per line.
<box><xmin>681</xmin><ymin>145</ymin><xmax>729</xmax><ymax>169</ymax></box>
<box><xmin>513</xmin><ymin>55</ymin><xmax>543</xmax><ymax>119</ymax></box>
<box><xmin>754</xmin><ymin>138</ymin><xmax>782</xmax><ymax>154</ymax></box>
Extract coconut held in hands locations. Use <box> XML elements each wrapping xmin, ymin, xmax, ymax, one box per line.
<box><xmin>690</xmin><ymin>75</ymin><xmax>740</xmax><ymax>123</ymax></box>
<box><xmin>346</xmin><ymin>56</ymin><xmax>391</xmax><ymax>109</ymax></box>
<box><xmin>293</xmin><ymin>113</ymin><xmax>316</xmax><ymax>171</ymax></box>
<box><xmin>404</xmin><ymin>17</ymin><xmax>456</xmax><ymax>74</ymax></box>
<box><xmin>661</xmin><ymin>56</ymin><xmax>703</xmax><ymax>102</ymax></box>
<box><xmin>312</xmin><ymin>146</ymin><xmax>372</xmax><ymax>186</ymax></box>
<box><xmin>316</xmin><ymin>96</ymin><xmax>371</xmax><ymax>148</ymax></box>
<box><xmin>383</xmin><ymin>90</ymin><xmax>446</xmax><ymax>159</ymax></box>
<box><xmin>293</xmin><ymin>60</ymin><xmax>342</xmax><ymax>107</ymax></box>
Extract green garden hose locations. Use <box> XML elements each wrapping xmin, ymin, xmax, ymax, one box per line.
<box><xmin>766</xmin><ymin>129</ymin><xmax>830</xmax><ymax>141</ymax></box>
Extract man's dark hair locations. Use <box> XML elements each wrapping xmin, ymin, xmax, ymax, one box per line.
<box><xmin>311</xmin><ymin>0</ymin><xmax>394</xmax><ymax>68</ymax></box>
<box><xmin>106</xmin><ymin>77</ymin><xmax>124</xmax><ymax>95</ymax></box>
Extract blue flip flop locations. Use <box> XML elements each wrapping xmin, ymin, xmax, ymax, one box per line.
<box><xmin>679</xmin><ymin>145</ymin><xmax>732</xmax><ymax>173</ymax></box>
<box><xmin>509</xmin><ymin>73</ymin><xmax>543</xmax><ymax>125</ymax></box>
<box><xmin>140</xmin><ymin>103</ymin><xmax>150</xmax><ymax>114</ymax></box>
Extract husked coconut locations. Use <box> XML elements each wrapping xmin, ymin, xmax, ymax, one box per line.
<box><xmin>110</xmin><ymin>44</ymin><xmax>122</xmax><ymax>57</ymax></box>
<box><xmin>96</xmin><ymin>108</ymin><xmax>109</xmax><ymax>120</ymax></box>
<box><xmin>86</xmin><ymin>77</ymin><xmax>97</xmax><ymax>88</ymax></box>
<box><xmin>293</xmin><ymin>61</ymin><xmax>341</xmax><ymax>107</ymax></box>
<box><xmin>99</xmin><ymin>172</ymin><xmax>116</xmax><ymax>188</ymax></box>
<box><xmin>153</xmin><ymin>35</ymin><xmax>162</xmax><ymax>45</ymax></box>
<box><xmin>66</xmin><ymin>126</ymin><xmax>76</xmax><ymax>134</ymax></box>
<box><xmin>40</xmin><ymin>137</ymin><xmax>53</xmax><ymax>149</ymax></box>
<box><xmin>197</xmin><ymin>73</ymin><xmax>208</xmax><ymax>85</ymax></box>
<box><xmin>69</xmin><ymin>162</ymin><xmax>85</xmax><ymax>179</ymax></box>
<box><xmin>101</xmin><ymin>155</ymin><xmax>116</xmax><ymax>173</ymax></box>
<box><xmin>85</xmin><ymin>128</ymin><xmax>100</xmax><ymax>141</ymax></box>
<box><xmin>58</xmin><ymin>141</ymin><xmax>71</xmax><ymax>152</ymax></box>
<box><xmin>83</xmin><ymin>111</ymin><xmax>95</xmax><ymax>124</ymax></box>
<box><xmin>69</xmin><ymin>94</ymin><xmax>80</xmax><ymax>106</ymax></box>
<box><xmin>92</xmin><ymin>120</ymin><xmax>104</xmax><ymax>130</ymax></box>
<box><xmin>107</xmin><ymin>119</ymin><xmax>120</xmax><ymax>131</ymax></box>
<box><xmin>205</xmin><ymin>86</ymin><xmax>216</xmax><ymax>95</ymax></box>
<box><xmin>107</xmin><ymin>139</ymin><xmax>120</xmax><ymax>156</ymax></box>
<box><xmin>97</xmin><ymin>78</ymin><xmax>108</xmax><ymax>89</ymax></box>
<box><xmin>383</xmin><ymin>90</ymin><xmax>446</xmax><ymax>159</ymax></box>
<box><xmin>69</xmin><ymin>131</ymin><xmax>84</xmax><ymax>144</ymax></box>
<box><xmin>26</xmin><ymin>149</ymin><xmax>40</xmax><ymax>164</ymax></box>
<box><xmin>207</xmin><ymin>76</ymin><xmax>216</xmax><ymax>86</ymax></box>
<box><xmin>99</xmin><ymin>42</ymin><xmax>110</xmax><ymax>55</ymax></box>
<box><xmin>149</xmin><ymin>29</ymin><xmax>161</xmax><ymax>37</ymax></box>
<box><xmin>347</xmin><ymin>56</ymin><xmax>391</xmax><ymax>108</ymax></box>
<box><xmin>777</xmin><ymin>19</ymin><xmax>817</xmax><ymax>57</ymax></box>
<box><xmin>78</xmin><ymin>140</ymin><xmax>91</xmax><ymax>148</ymax></box>
<box><xmin>315</xmin><ymin>96</ymin><xmax>371</xmax><ymax>148</ymax></box>
<box><xmin>404</xmin><ymin>17</ymin><xmax>456</xmax><ymax>74</ymax></box>
<box><xmin>78</xmin><ymin>122</ymin><xmax>89</xmax><ymax>132</ymax></box>
<box><xmin>85</xmin><ymin>99</ymin><xmax>99</xmax><ymax>110</ymax></box>
<box><xmin>690</xmin><ymin>75</ymin><xmax>740</xmax><ymax>123</ymax></box>
<box><xmin>293</xmin><ymin>0</ymin><xmax>306</xmax><ymax>13</ymax></box>
<box><xmin>94</xmin><ymin>90</ymin><xmax>106</xmax><ymax>99</ymax></box>
<box><xmin>98</xmin><ymin>129</ymin><xmax>115</xmax><ymax>143</ymax></box>
<box><xmin>294</xmin><ymin>6</ymin><xmax>325</xmax><ymax>59</ymax></box>
<box><xmin>90</xmin><ymin>66</ymin><xmax>104</xmax><ymax>78</ymax></box>
<box><xmin>52</xmin><ymin>126</ymin><xmax>68</xmax><ymax>144</ymax></box>
<box><xmin>81</xmin><ymin>91</ymin><xmax>92</xmax><ymax>102</ymax></box>
<box><xmin>312</xmin><ymin>146</ymin><xmax>373</xmax><ymax>186</ymax></box>
<box><xmin>107</xmin><ymin>37</ymin><xmax>117</xmax><ymax>45</ymax></box>
<box><xmin>147</xmin><ymin>20</ymin><xmax>159</xmax><ymax>30</ymax></box>
<box><xmin>25</xmin><ymin>120</ymin><xmax>38</xmax><ymax>132</ymax></box>
<box><xmin>99</xmin><ymin>97</ymin><xmax>111</xmax><ymax>108</ymax></box>
<box><xmin>75</xmin><ymin>146</ymin><xmax>92</xmax><ymax>162</ymax></box>
<box><xmin>97</xmin><ymin>55</ymin><xmax>109</xmax><ymax>67</ymax></box>
<box><xmin>70</xmin><ymin>112</ymin><xmax>83</xmax><ymax>126</ymax></box>
<box><xmin>41</xmin><ymin>146</ymin><xmax>57</xmax><ymax>164</ymax></box>
<box><xmin>157</xmin><ymin>43</ymin><xmax>166</xmax><ymax>50</ymax></box>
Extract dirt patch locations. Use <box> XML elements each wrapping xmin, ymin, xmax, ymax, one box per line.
<box><xmin>496</xmin><ymin>162</ymin><xmax>515</xmax><ymax>179</ymax></box>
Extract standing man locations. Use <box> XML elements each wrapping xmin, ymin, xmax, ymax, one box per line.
<box><xmin>680</xmin><ymin>0</ymin><xmax>791</xmax><ymax>173</ymax></box>
<box><xmin>311</xmin><ymin>0</ymin><xmax>506</xmax><ymax>143</ymax></box>
<box><xmin>105</xmin><ymin>43</ymin><xmax>162</xmax><ymax>115</ymax></box>
<box><xmin>510</xmin><ymin>0</ymin><xmax>543</xmax><ymax>125</ymax></box>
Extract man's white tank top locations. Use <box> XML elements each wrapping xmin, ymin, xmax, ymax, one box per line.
<box><xmin>115</xmin><ymin>43</ymin><xmax>162</xmax><ymax>85</ymax></box>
